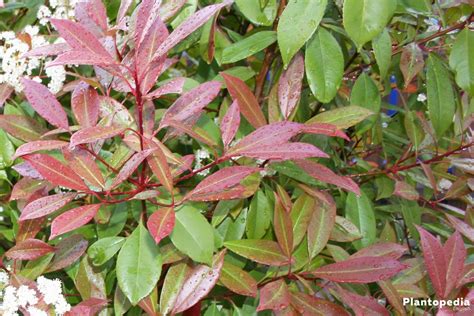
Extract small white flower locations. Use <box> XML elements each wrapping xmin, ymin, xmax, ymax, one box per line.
<box><xmin>16</xmin><ymin>285</ymin><xmax>39</xmax><ymax>308</ymax></box>
<box><xmin>0</xmin><ymin>271</ymin><xmax>9</xmax><ymax>284</ymax></box>
<box><xmin>417</xmin><ymin>93</ymin><xmax>427</xmax><ymax>102</ymax></box>
<box><xmin>2</xmin><ymin>286</ymin><xmax>19</xmax><ymax>315</ymax></box>
<box><xmin>382</xmin><ymin>122</ymin><xmax>388</xmax><ymax>128</ymax></box>
<box><xmin>438</xmin><ymin>179</ymin><xmax>453</xmax><ymax>191</ymax></box>
<box><xmin>54</xmin><ymin>296</ymin><xmax>71</xmax><ymax>315</ymax></box>
<box><xmin>27</xmin><ymin>306</ymin><xmax>48</xmax><ymax>316</ymax></box>
<box><xmin>36</xmin><ymin>276</ymin><xmax>63</xmax><ymax>305</ymax></box>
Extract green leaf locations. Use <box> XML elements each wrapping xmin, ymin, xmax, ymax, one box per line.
<box><xmin>373</xmin><ymin>28</ymin><xmax>392</xmax><ymax>79</ymax></box>
<box><xmin>449</xmin><ymin>28</ymin><xmax>474</xmax><ymax>95</ymax></box>
<box><xmin>351</xmin><ymin>73</ymin><xmax>381</xmax><ymax>132</ymax></box>
<box><xmin>307</xmin><ymin>194</ymin><xmax>336</xmax><ymax>259</ymax></box>
<box><xmin>220</xmin><ymin>261</ymin><xmax>258</xmax><ymax>297</ymax></box>
<box><xmin>222</xmin><ymin>31</ymin><xmax>277</xmax><ymax>64</ymax></box>
<box><xmin>305</xmin><ymin>28</ymin><xmax>344</xmax><ymax>103</ymax></box>
<box><xmin>343</xmin><ymin>0</ymin><xmax>396</xmax><ymax>49</ymax></box>
<box><xmin>427</xmin><ymin>54</ymin><xmax>456</xmax><ymax>137</ymax></box>
<box><xmin>170</xmin><ymin>205</ymin><xmax>215</xmax><ymax>265</ymax></box>
<box><xmin>88</xmin><ymin>237</ymin><xmax>125</xmax><ymax>267</ymax></box>
<box><xmin>235</xmin><ymin>0</ymin><xmax>277</xmax><ymax>26</ymax></box>
<box><xmin>345</xmin><ymin>192</ymin><xmax>376</xmax><ymax>249</ymax></box>
<box><xmin>160</xmin><ymin>262</ymin><xmax>191</xmax><ymax>315</ymax></box>
<box><xmin>291</xmin><ymin>193</ymin><xmax>316</xmax><ymax>249</ymax></box>
<box><xmin>307</xmin><ymin>105</ymin><xmax>374</xmax><ymax>129</ymax></box>
<box><xmin>0</xmin><ymin>129</ymin><xmax>14</xmax><ymax>168</ymax></box>
<box><xmin>246</xmin><ymin>191</ymin><xmax>271</xmax><ymax>239</ymax></box>
<box><xmin>404</xmin><ymin>111</ymin><xmax>424</xmax><ymax>150</ymax></box>
<box><xmin>224</xmin><ymin>239</ymin><xmax>290</xmax><ymax>266</ymax></box>
<box><xmin>277</xmin><ymin>0</ymin><xmax>328</xmax><ymax>66</ymax></box>
<box><xmin>117</xmin><ymin>223</ymin><xmax>162</xmax><ymax>305</ymax></box>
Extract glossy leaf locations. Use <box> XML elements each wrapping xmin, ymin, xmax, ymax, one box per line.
<box><xmin>220</xmin><ymin>100</ymin><xmax>240</xmax><ymax>149</ymax></box>
<box><xmin>88</xmin><ymin>236</ymin><xmax>126</xmax><ymax>267</ymax></box>
<box><xmin>68</xmin><ymin>298</ymin><xmax>108</xmax><ymax>316</ymax></box>
<box><xmin>449</xmin><ymin>28</ymin><xmax>474</xmax><ymax>95</ymax></box>
<box><xmin>373</xmin><ymin>28</ymin><xmax>392</xmax><ymax>79</ymax></box>
<box><xmin>160</xmin><ymin>262</ymin><xmax>191</xmax><ymax>315</ymax></box>
<box><xmin>256</xmin><ymin>279</ymin><xmax>290</xmax><ymax>312</ymax></box>
<box><xmin>46</xmin><ymin>234</ymin><xmax>88</xmax><ymax>272</ymax></box>
<box><xmin>5</xmin><ymin>238</ymin><xmax>55</xmax><ymax>260</ymax></box>
<box><xmin>290</xmin><ymin>291</ymin><xmax>350</xmax><ymax>316</ymax></box>
<box><xmin>222</xmin><ymin>73</ymin><xmax>266</xmax><ymax>128</ymax></box>
<box><xmin>237</xmin><ymin>142</ymin><xmax>328</xmax><ymax>160</ymax></box>
<box><xmin>310</xmin><ymin>256</ymin><xmax>406</xmax><ymax>283</ymax></box>
<box><xmin>307</xmin><ymin>106</ymin><xmax>373</xmax><ymax>129</ymax></box>
<box><xmin>21</xmin><ymin>78</ymin><xmax>69</xmax><ymax>130</ymax></box>
<box><xmin>345</xmin><ymin>192</ymin><xmax>376</xmax><ymax>249</ymax></box>
<box><xmin>20</xmin><ymin>192</ymin><xmax>76</xmax><ymax>221</ymax></box>
<box><xmin>145</xmin><ymin>138</ymin><xmax>173</xmax><ymax>193</ymax></box>
<box><xmin>274</xmin><ymin>194</ymin><xmax>294</xmax><ymax>258</ymax></box>
<box><xmin>0</xmin><ymin>115</ymin><xmax>46</xmax><ymax>142</ymax></box>
<box><xmin>278</xmin><ymin>52</ymin><xmax>304</xmax><ymax>119</ymax></box>
<box><xmin>117</xmin><ymin>222</ymin><xmax>162</xmax><ymax>305</ymax></box>
<box><xmin>70</xmin><ymin>125</ymin><xmax>126</xmax><ymax>147</ymax></box>
<box><xmin>224</xmin><ymin>239</ymin><xmax>291</xmax><ymax>266</ymax></box>
<box><xmin>307</xmin><ymin>192</ymin><xmax>336</xmax><ymax>259</ymax></box>
<box><xmin>50</xmin><ymin>204</ymin><xmax>101</xmax><ymax>239</ymax></box>
<box><xmin>222</xmin><ymin>31</ymin><xmax>277</xmax><ymax>64</ymax></box>
<box><xmin>220</xmin><ymin>261</ymin><xmax>258</xmax><ymax>297</ymax></box>
<box><xmin>13</xmin><ymin>140</ymin><xmax>69</xmax><ymax>159</ymax></box>
<box><xmin>147</xmin><ymin>207</ymin><xmax>175</xmax><ymax>244</ymax></box>
<box><xmin>109</xmin><ymin>149</ymin><xmax>155</xmax><ymax>189</ymax></box>
<box><xmin>336</xmin><ymin>286</ymin><xmax>390</xmax><ymax>315</ymax></box>
<box><xmin>64</xmin><ymin>148</ymin><xmax>105</xmax><ymax>190</ymax></box>
<box><xmin>446</xmin><ymin>214</ymin><xmax>474</xmax><ymax>243</ymax></box>
<box><xmin>351</xmin><ymin>242</ymin><xmax>407</xmax><ymax>260</ymax></box>
<box><xmin>71</xmin><ymin>81</ymin><xmax>100</xmax><ymax>127</ymax></box>
<box><xmin>351</xmin><ymin>73</ymin><xmax>380</xmax><ymax>131</ymax></box>
<box><xmin>23</xmin><ymin>154</ymin><xmax>89</xmax><ymax>191</ymax></box>
<box><xmin>400</xmin><ymin>43</ymin><xmax>424</xmax><ymax>86</ymax></box>
<box><xmin>305</xmin><ymin>27</ymin><xmax>344</xmax><ymax>103</ymax></box>
<box><xmin>290</xmin><ymin>193</ymin><xmax>316</xmax><ymax>249</ymax></box>
<box><xmin>443</xmin><ymin>231</ymin><xmax>466</xmax><ymax>297</ymax></box>
<box><xmin>277</xmin><ymin>0</ymin><xmax>327</xmax><ymax>66</ymax></box>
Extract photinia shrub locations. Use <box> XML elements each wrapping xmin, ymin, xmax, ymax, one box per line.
<box><xmin>0</xmin><ymin>0</ymin><xmax>473</xmax><ymax>315</ymax></box>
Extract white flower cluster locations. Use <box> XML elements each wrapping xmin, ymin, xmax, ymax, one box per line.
<box><xmin>0</xmin><ymin>25</ymin><xmax>66</xmax><ymax>93</ymax></box>
<box><xmin>194</xmin><ymin>149</ymin><xmax>211</xmax><ymax>176</ymax></box>
<box><xmin>0</xmin><ymin>273</ymin><xmax>71</xmax><ymax>316</ymax></box>
<box><xmin>37</xmin><ymin>0</ymin><xmax>78</xmax><ymax>26</ymax></box>
<box><xmin>417</xmin><ymin>93</ymin><xmax>427</xmax><ymax>102</ymax></box>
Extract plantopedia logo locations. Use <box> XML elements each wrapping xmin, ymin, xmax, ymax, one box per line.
<box><xmin>403</xmin><ymin>298</ymin><xmax>470</xmax><ymax>309</ymax></box>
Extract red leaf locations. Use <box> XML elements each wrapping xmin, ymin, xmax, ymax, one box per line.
<box><xmin>222</xmin><ymin>73</ymin><xmax>266</xmax><ymax>129</ymax></box>
<box><xmin>50</xmin><ymin>19</ymin><xmax>114</xmax><ymax>59</ymax></box>
<box><xmin>10</xmin><ymin>178</ymin><xmax>49</xmax><ymax>201</ymax></box>
<box><xmin>416</xmin><ymin>226</ymin><xmax>447</xmax><ymax>298</ymax></box>
<box><xmin>5</xmin><ymin>239</ymin><xmax>55</xmax><ymax>260</ymax></box>
<box><xmin>144</xmin><ymin>138</ymin><xmax>173</xmax><ymax>193</ymax></box>
<box><xmin>278</xmin><ymin>52</ymin><xmax>304</xmax><ymax>119</ymax></box>
<box><xmin>238</xmin><ymin>142</ymin><xmax>328</xmax><ymax>160</ymax></box>
<box><xmin>443</xmin><ymin>231</ymin><xmax>466</xmax><ymax>297</ymax></box>
<box><xmin>12</xmin><ymin>161</ymin><xmax>43</xmax><ymax>179</ymax></box>
<box><xmin>146</xmin><ymin>77</ymin><xmax>186</xmax><ymax>99</ymax></box>
<box><xmin>226</xmin><ymin>121</ymin><xmax>302</xmax><ymax>156</ymax></box>
<box><xmin>23</xmin><ymin>154</ymin><xmax>89</xmax><ymax>191</ymax></box>
<box><xmin>48</xmin><ymin>50</ymin><xmax>117</xmax><ymax>67</ymax></box>
<box><xmin>117</xmin><ymin>0</ymin><xmax>133</xmax><ymax>23</ymax></box>
<box><xmin>50</xmin><ymin>204</ymin><xmax>102</xmax><ymax>240</ymax></box>
<box><xmin>64</xmin><ymin>148</ymin><xmax>105</xmax><ymax>190</ymax></box>
<box><xmin>46</xmin><ymin>234</ymin><xmax>88</xmax><ymax>272</ymax></box>
<box><xmin>310</xmin><ymin>256</ymin><xmax>407</xmax><ymax>283</ymax></box>
<box><xmin>172</xmin><ymin>250</ymin><xmax>226</xmax><ymax>314</ymax></box>
<box><xmin>257</xmin><ymin>279</ymin><xmax>291</xmax><ymax>312</ymax></box>
<box><xmin>219</xmin><ymin>261</ymin><xmax>258</xmax><ymax>297</ymax></box>
<box><xmin>66</xmin><ymin>297</ymin><xmax>108</xmax><ymax>316</ymax></box>
<box><xmin>86</xmin><ymin>0</ymin><xmax>108</xmax><ymax>32</ymax></box>
<box><xmin>295</xmin><ymin>160</ymin><xmax>360</xmax><ymax>195</ymax></box>
<box><xmin>185</xmin><ymin>166</ymin><xmax>260</xmax><ymax>201</ymax></box>
<box><xmin>20</xmin><ymin>193</ymin><xmax>76</xmax><ymax>221</ymax></box>
<box><xmin>336</xmin><ymin>286</ymin><xmax>390</xmax><ymax>316</ymax></box>
<box><xmin>153</xmin><ymin>1</ymin><xmax>230</xmax><ymax>60</ymax></box>
<box><xmin>220</xmin><ymin>100</ymin><xmax>240</xmax><ymax>149</ymax></box>
<box><xmin>394</xmin><ymin>180</ymin><xmax>419</xmax><ymax>201</ymax></box>
<box><xmin>109</xmin><ymin>149</ymin><xmax>155</xmax><ymax>189</ymax></box>
<box><xmin>446</xmin><ymin>214</ymin><xmax>474</xmax><ymax>243</ymax></box>
<box><xmin>13</xmin><ymin>140</ymin><xmax>69</xmax><ymax>159</ymax></box>
<box><xmin>147</xmin><ymin>207</ymin><xmax>175</xmax><ymax>244</ymax></box>
<box><xmin>166</xmin><ymin>119</ymin><xmax>218</xmax><ymax>147</ymax></box>
<box><xmin>0</xmin><ymin>115</ymin><xmax>47</xmax><ymax>141</ymax></box>
<box><xmin>23</xmin><ymin>42</ymin><xmax>70</xmax><ymax>58</ymax></box>
<box><xmin>17</xmin><ymin>218</ymin><xmax>47</xmax><ymax>242</ymax></box>
<box><xmin>69</xmin><ymin>125</ymin><xmax>125</xmax><ymax>147</ymax></box>
<box><xmin>133</xmin><ymin>0</ymin><xmax>160</xmax><ymax>47</ymax></box>
<box><xmin>21</xmin><ymin>78</ymin><xmax>69</xmax><ymax>130</ymax></box>
<box><xmin>290</xmin><ymin>291</ymin><xmax>350</xmax><ymax>316</ymax></box>
<box><xmin>72</xmin><ymin>82</ymin><xmax>100</xmax><ymax>127</ymax></box>
<box><xmin>350</xmin><ymin>242</ymin><xmax>407</xmax><ymax>260</ymax></box>
<box><xmin>159</xmin><ymin>81</ymin><xmax>221</xmax><ymax>129</ymax></box>
<box><xmin>0</xmin><ymin>83</ymin><xmax>13</xmax><ymax>108</ymax></box>
<box><xmin>302</xmin><ymin>123</ymin><xmax>350</xmax><ymax>141</ymax></box>
<box><xmin>274</xmin><ymin>194</ymin><xmax>293</xmax><ymax>258</ymax></box>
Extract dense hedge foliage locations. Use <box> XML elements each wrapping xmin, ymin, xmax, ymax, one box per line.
<box><xmin>0</xmin><ymin>0</ymin><xmax>473</xmax><ymax>315</ymax></box>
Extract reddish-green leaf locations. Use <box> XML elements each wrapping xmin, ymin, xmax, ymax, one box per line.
<box><xmin>17</xmin><ymin>218</ymin><xmax>47</xmax><ymax>242</ymax></box>
<box><xmin>21</xmin><ymin>78</ymin><xmax>69</xmax><ymax>130</ymax></box>
<box><xmin>350</xmin><ymin>242</ymin><xmax>407</xmax><ymax>260</ymax></box>
<box><xmin>160</xmin><ymin>262</ymin><xmax>191</xmax><ymax>315</ymax></box>
<box><xmin>64</xmin><ymin>148</ymin><xmax>105</xmax><ymax>189</ymax></box>
<box><xmin>274</xmin><ymin>194</ymin><xmax>294</xmax><ymax>258</ymax></box>
<box><xmin>257</xmin><ymin>279</ymin><xmax>291</xmax><ymax>312</ymax></box>
<box><xmin>146</xmin><ymin>77</ymin><xmax>186</xmax><ymax>99</ymax></box>
<box><xmin>443</xmin><ymin>231</ymin><xmax>466</xmax><ymax>297</ymax></box>
<box><xmin>224</xmin><ymin>239</ymin><xmax>291</xmax><ymax>266</ymax></box>
<box><xmin>10</xmin><ymin>178</ymin><xmax>49</xmax><ymax>201</ymax></box>
<box><xmin>147</xmin><ymin>207</ymin><xmax>175</xmax><ymax>244</ymax></box>
<box><xmin>50</xmin><ymin>204</ymin><xmax>101</xmax><ymax>240</ymax></box>
<box><xmin>295</xmin><ymin>160</ymin><xmax>360</xmax><ymax>195</ymax></box>
<box><xmin>145</xmin><ymin>138</ymin><xmax>173</xmax><ymax>193</ymax></box>
<box><xmin>72</xmin><ymin>82</ymin><xmax>100</xmax><ymax>127</ymax></box>
<box><xmin>46</xmin><ymin>234</ymin><xmax>88</xmax><ymax>272</ymax></box>
<box><xmin>0</xmin><ymin>115</ymin><xmax>47</xmax><ymax>142</ymax></box>
<box><xmin>278</xmin><ymin>52</ymin><xmax>304</xmax><ymax>119</ymax></box>
<box><xmin>13</xmin><ymin>140</ymin><xmax>69</xmax><ymax>159</ymax></box>
<box><xmin>70</xmin><ymin>125</ymin><xmax>126</xmax><ymax>147</ymax></box>
<box><xmin>23</xmin><ymin>154</ymin><xmax>89</xmax><ymax>191</ymax></box>
<box><xmin>222</xmin><ymin>73</ymin><xmax>266</xmax><ymax>128</ymax></box>
<box><xmin>310</xmin><ymin>256</ymin><xmax>407</xmax><ymax>283</ymax></box>
<box><xmin>400</xmin><ymin>43</ymin><xmax>424</xmax><ymax>86</ymax></box>
<box><xmin>220</xmin><ymin>261</ymin><xmax>258</xmax><ymax>297</ymax></box>
<box><xmin>172</xmin><ymin>250</ymin><xmax>226</xmax><ymax>314</ymax></box>
<box><xmin>238</xmin><ymin>142</ymin><xmax>328</xmax><ymax>160</ymax></box>
<box><xmin>220</xmin><ymin>100</ymin><xmax>240</xmax><ymax>149</ymax></box>
<box><xmin>446</xmin><ymin>214</ymin><xmax>474</xmax><ymax>243</ymax></box>
<box><xmin>109</xmin><ymin>149</ymin><xmax>155</xmax><ymax>189</ymax></box>
<box><xmin>0</xmin><ymin>83</ymin><xmax>13</xmax><ymax>108</ymax></box>
<box><xmin>336</xmin><ymin>286</ymin><xmax>390</xmax><ymax>316</ymax></box>
<box><xmin>302</xmin><ymin>123</ymin><xmax>350</xmax><ymax>140</ymax></box>
<box><xmin>416</xmin><ymin>226</ymin><xmax>447</xmax><ymax>298</ymax></box>
<box><xmin>307</xmin><ymin>192</ymin><xmax>336</xmax><ymax>259</ymax></box>
<box><xmin>458</xmin><ymin>263</ymin><xmax>474</xmax><ymax>287</ymax></box>
<box><xmin>290</xmin><ymin>291</ymin><xmax>350</xmax><ymax>316</ymax></box>
<box><xmin>185</xmin><ymin>166</ymin><xmax>260</xmax><ymax>201</ymax></box>
<box><xmin>20</xmin><ymin>193</ymin><xmax>77</xmax><ymax>221</ymax></box>
<box><xmin>291</xmin><ymin>193</ymin><xmax>316</xmax><ymax>249</ymax></box>
<box><xmin>67</xmin><ymin>297</ymin><xmax>108</xmax><ymax>316</ymax></box>
<box><xmin>378</xmin><ymin>280</ymin><xmax>406</xmax><ymax>316</ymax></box>
<box><xmin>394</xmin><ymin>180</ymin><xmax>419</xmax><ymax>201</ymax></box>
<box><xmin>5</xmin><ymin>239</ymin><xmax>55</xmax><ymax>260</ymax></box>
